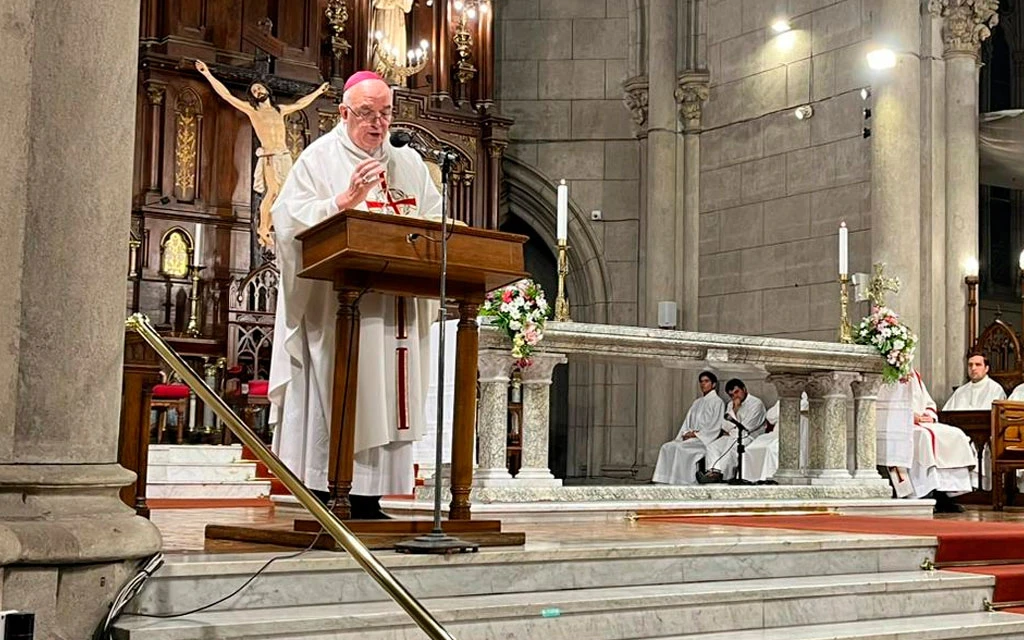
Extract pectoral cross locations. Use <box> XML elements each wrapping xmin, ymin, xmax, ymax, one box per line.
<box><xmin>866</xmin><ymin>262</ymin><xmax>900</xmax><ymax>308</ymax></box>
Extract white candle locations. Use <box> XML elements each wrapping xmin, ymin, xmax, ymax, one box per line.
<box><xmin>193</xmin><ymin>225</ymin><xmax>204</xmax><ymax>267</ymax></box>
<box><xmin>838</xmin><ymin>221</ymin><xmax>848</xmax><ymax>276</ymax></box>
<box><xmin>556</xmin><ymin>179</ymin><xmax>568</xmax><ymax>242</ymax></box>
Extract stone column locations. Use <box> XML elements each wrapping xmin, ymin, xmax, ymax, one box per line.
<box><xmin>928</xmin><ymin>0</ymin><xmax>998</xmax><ymax>390</ymax></box>
<box><xmin>515</xmin><ymin>353</ymin><xmax>567</xmax><ymax>486</ymax></box>
<box><xmin>474</xmin><ymin>349</ymin><xmax>515</xmax><ymax>487</ymax></box>
<box><xmin>871</xmin><ymin>0</ymin><xmax>923</xmax><ymax>331</ymax></box>
<box><xmin>675</xmin><ymin>71</ymin><xmax>709</xmax><ymax>332</ymax></box>
<box><xmin>0</xmin><ymin>1</ymin><xmax>161</xmax><ymax>637</ymax></box>
<box><xmin>766</xmin><ymin>373</ymin><xmax>810</xmax><ymax>485</ymax></box>
<box><xmin>850</xmin><ymin>373</ymin><xmax>886</xmax><ymax>481</ymax></box>
<box><xmin>805</xmin><ymin>372</ymin><xmax>859</xmax><ymax>483</ymax></box>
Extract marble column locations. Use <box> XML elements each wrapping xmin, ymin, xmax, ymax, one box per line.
<box><xmin>928</xmin><ymin>0</ymin><xmax>998</xmax><ymax>391</ymax></box>
<box><xmin>515</xmin><ymin>353</ymin><xmax>567</xmax><ymax>486</ymax></box>
<box><xmin>805</xmin><ymin>372</ymin><xmax>859</xmax><ymax>483</ymax></box>
<box><xmin>766</xmin><ymin>373</ymin><xmax>810</xmax><ymax>485</ymax></box>
<box><xmin>851</xmin><ymin>373</ymin><xmax>886</xmax><ymax>481</ymax></box>
<box><xmin>0</xmin><ymin>1</ymin><xmax>161</xmax><ymax>637</ymax></box>
<box><xmin>675</xmin><ymin>71</ymin><xmax>709</xmax><ymax>332</ymax></box>
<box><xmin>474</xmin><ymin>349</ymin><xmax>515</xmax><ymax>487</ymax></box>
<box><xmin>871</xmin><ymin>0</ymin><xmax>922</xmax><ymax>331</ymax></box>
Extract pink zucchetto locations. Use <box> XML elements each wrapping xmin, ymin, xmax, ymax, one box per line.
<box><xmin>344</xmin><ymin>71</ymin><xmax>384</xmax><ymax>92</ymax></box>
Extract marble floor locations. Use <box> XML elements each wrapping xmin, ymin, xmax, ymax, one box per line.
<box><xmin>150</xmin><ymin>503</ymin><xmax>1024</xmax><ymax>554</ymax></box>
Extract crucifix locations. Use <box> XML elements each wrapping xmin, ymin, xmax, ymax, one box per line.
<box><xmin>866</xmin><ymin>262</ymin><xmax>901</xmax><ymax>308</ymax></box>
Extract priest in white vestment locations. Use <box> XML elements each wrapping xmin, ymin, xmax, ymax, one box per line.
<box><xmin>1009</xmin><ymin>383</ymin><xmax>1024</xmax><ymax>401</ymax></box>
<box><xmin>699</xmin><ymin>379</ymin><xmax>768</xmax><ymax>483</ymax></box>
<box><xmin>652</xmin><ymin>371</ymin><xmax>726</xmax><ymax>485</ymax></box>
<box><xmin>267</xmin><ymin>71</ymin><xmax>441</xmax><ymax>517</ymax></box>
<box><xmin>942</xmin><ymin>353</ymin><xmax>1006</xmax><ymax>410</ymax></box>
<box><xmin>879</xmin><ymin>371</ymin><xmax>977</xmax><ymax>510</ymax></box>
<box><xmin>741</xmin><ymin>393</ymin><xmax>809</xmax><ymax>483</ymax></box>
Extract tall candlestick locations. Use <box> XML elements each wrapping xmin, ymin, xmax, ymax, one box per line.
<box><xmin>556</xmin><ymin>179</ymin><xmax>568</xmax><ymax>242</ymax></box>
<box><xmin>838</xmin><ymin>221</ymin><xmax>848</xmax><ymax>276</ymax></box>
<box><xmin>193</xmin><ymin>224</ymin><xmax>204</xmax><ymax>267</ymax></box>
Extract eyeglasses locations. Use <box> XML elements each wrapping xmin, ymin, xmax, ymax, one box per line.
<box><xmin>346</xmin><ymin>106</ymin><xmax>394</xmax><ymax>122</ymax></box>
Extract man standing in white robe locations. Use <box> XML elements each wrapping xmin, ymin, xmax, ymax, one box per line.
<box><xmin>268</xmin><ymin>71</ymin><xmax>441</xmax><ymax>518</ymax></box>
<box><xmin>699</xmin><ymin>379</ymin><xmax>767</xmax><ymax>483</ymax></box>
<box><xmin>880</xmin><ymin>371</ymin><xmax>977</xmax><ymax>511</ymax></box>
<box><xmin>652</xmin><ymin>371</ymin><xmax>726</xmax><ymax>485</ymax></box>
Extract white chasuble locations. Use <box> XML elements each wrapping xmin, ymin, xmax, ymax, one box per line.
<box><xmin>268</xmin><ymin>124</ymin><xmax>441</xmax><ymax>494</ymax></box>
<box><xmin>652</xmin><ymin>390</ymin><xmax>726</xmax><ymax>485</ymax></box>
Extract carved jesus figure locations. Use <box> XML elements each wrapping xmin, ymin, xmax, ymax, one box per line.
<box><xmin>195</xmin><ymin>60</ymin><xmax>329</xmax><ymax>248</ymax></box>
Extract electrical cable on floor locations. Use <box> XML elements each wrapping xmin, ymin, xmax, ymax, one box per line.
<box><xmin>101</xmin><ymin>528</ymin><xmax>327</xmax><ymax>637</ymax></box>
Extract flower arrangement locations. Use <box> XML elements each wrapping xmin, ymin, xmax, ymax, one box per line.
<box><xmin>854</xmin><ymin>306</ymin><xmax>917</xmax><ymax>383</ymax></box>
<box><xmin>479</xmin><ymin>279</ymin><xmax>551</xmax><ymax>367</ymax></box>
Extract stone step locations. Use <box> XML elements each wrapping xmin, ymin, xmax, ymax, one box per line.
<box><xmin>147</xmin><ymin>461</ymin><xmax>259</xmax><ymax>483</ymax></box>
<box><xmin>112</xmin><ymin>571</ymin><xmax>993</xmax><ymax>640</ymax></box>
<box><xmin>148</xmin><ymin>444</ymin><xmax>244</xmax><ymax>466</ymax></box>
<box><xmin>661</xmin><ymin>612</ymin><xmax>1024</xmax><ymax>639</ymax></box>
<box><xmin>146</xmin><ymin>480</ymin><xmax>271</xmax><ymax>499</ymax></box>
<box><xmin>127</xmin><ymin>535</ymin><xmax>933</xmax><ymax>614</ymax></box>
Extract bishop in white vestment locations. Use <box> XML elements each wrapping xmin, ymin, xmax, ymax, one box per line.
<box><xmin>702</xmin><ymin>379</ymin><xmax>767</xmax><ymax>482</ymax></box>
<box><xmin>268</xmin><ymin>72</ymin><xmax>441</xmax><ymax>503</ymax></box>
<box><xmin>652</xmin><ymin>371</ymin><xmax>726</xmax><ymax>485</ymax></box>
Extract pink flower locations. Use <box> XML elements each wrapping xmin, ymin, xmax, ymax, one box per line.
<box><xmin>502</xmin><ymin>289</ymin><xmax>514</xmax><ymax>304</ymax></box>
<box><xmin>523</xmin><ymin>326</ymin><xmax>541</xmax><ymax>346</ymax></box>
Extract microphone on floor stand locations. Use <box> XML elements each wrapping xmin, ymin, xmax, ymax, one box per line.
<box><xmin>724</xmin><ymin>413</ymin><xmax>754</xmax><ymax>485</ymax></box>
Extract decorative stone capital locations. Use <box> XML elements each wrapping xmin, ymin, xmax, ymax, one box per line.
<box><xmin>622</xmin><ymin>75</ymin><xmax>649</xmax><ymax>138</ymax></box>
<box><xmin>674</xmin><ymin>70</ymin><xmax>710</xmax><ymax>132</ymax></box>
<box><xmin>805</xmin><ymin>371</ymin><xmax>859</xmax><ymax>399</ymax></box>
<box><xmin>851</xmin><ymin>373</ymin><xmax>884</xmax><ymax>399</ymax></box>
<box><xmin>928</xmin><ymin>0</ymin><xmax>999</xmax><ymax>59</ymax></box>
<box><xmin>478</xmin><ymin>349</ymin><xmax>516</xmax><ymax>383</ymax></box>
<box><xmin>767</xmin><ymin>372</ymin><xmax>810</xmax><ymax>398</ymax></box>
<box><xmin>520</xmin><ymin>352</ymin><xmax>567</xmax><ymax>385</ymax></box>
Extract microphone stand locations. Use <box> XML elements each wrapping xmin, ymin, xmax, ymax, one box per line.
<box><xmin>724</xmin><ymin>414</ymin><xmax>753</xmax><ymax>485</ymax></box>
<box><xmin>395</xmin><ymin>147</ymin><xmax>477</xmax><ymax>554</ymax></box>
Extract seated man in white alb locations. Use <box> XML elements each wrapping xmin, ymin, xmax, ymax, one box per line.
<box><xmin>652</xmin><ymin>371</ymin><xmax>726</xmax><ymax>485</ymax></box>
<box><xmin>698</xmin><ymin>378</ymin><xmax>767</xmax><ymax>484</ymax></box>
<box><xmin>883</xmin><ymin>370</ymin><xmax>977</xmax><ymax>512</ymax></box>
<box><xmin>742</xmin><ymin>393</ymin><xmax>809</xmax><ymax>483</ymax></box>
<box><xmin>1009</xmin><ymin>382</ymin><xmax>1024</xmax><ymax>401</ymax></box>
<box><xmin>943</xmin><ymin>353</ymin><xmax>1006</xmax><ymax>410</ymax></box>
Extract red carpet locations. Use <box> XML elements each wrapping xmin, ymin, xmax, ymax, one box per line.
<box><xmin>653</xmin><ymin>515</ymin><xmax>1024</xmax><ymax>604</ymax></box>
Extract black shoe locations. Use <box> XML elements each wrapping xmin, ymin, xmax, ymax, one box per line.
<box><xmin>932</xmin><ymin>491</ymin><xmax>966</xmax><ymax>514</ymax></box>
<box><xmin>349</xmin><ymin>494</ymin><xmax>392</xmax><ymax>520</ymax></box>
<box><xmin>697</xmin><ymin>470</ymin><xmax>724</xmax><ymax>484</ymax></box>
<box><xmin>311</xmin><ymin>489</ymin><xmax>333</xmax><ymax>507</ymax></box>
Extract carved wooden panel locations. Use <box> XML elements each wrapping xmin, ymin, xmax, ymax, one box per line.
<box><xmin>173</xmin><ymin>88</ymin><xmax>203</xmax><ymax>202</ymax></box>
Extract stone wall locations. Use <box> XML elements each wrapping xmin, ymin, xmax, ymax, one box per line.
<box><xmin>496</xmin><ymin>0</ymin><xmax>641</xmax><ymax>477</ymax></box>
<box><xmin>698</xmin><ymin>0</ymin><xmax>873</xmax><ymax>341</ymax></box>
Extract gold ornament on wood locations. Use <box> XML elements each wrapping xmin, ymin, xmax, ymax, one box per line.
<box><xmin>174</xmin><ymin>89</ymin><xmax>201</xmax><ymax>201</ymax></box>
<box><xmin>286</xmin><ymin>111</ymin><xmax>309</xmax><ymax>161</ymax></box>
<box><xmin>160</xmin><ymin>229</ymin><xmax>192</xmax><ymax>279</ymax></box>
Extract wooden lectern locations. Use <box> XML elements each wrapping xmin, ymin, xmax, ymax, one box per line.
<box><xmin>295</xmin><ymin>210</ymin><xmax>527</xmax><ymax>520</ymax></box>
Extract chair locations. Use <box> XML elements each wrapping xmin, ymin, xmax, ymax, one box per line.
<box><xmin>991</xmin><ymin>400</ymin><xmax>1024</xmax><ymax>510</ymax></box>
<box><xmin>225</xmin><ymin>263</ymin><xmax>278</xmax><ymax>443</ymax></box>
<box><xmin>151</xmin><ymin>380</ymin><xmax>189</xmax><ymax>444</ymax></box>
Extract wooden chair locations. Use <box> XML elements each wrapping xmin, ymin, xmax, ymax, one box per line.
<box><xmin>224</xmin><ymin>263</ymin><xmax>278</xmax><ymax>444</ymax></box>
<box><xmin>991</xmin><ymin>400</ymin><xmax>1024</xmax><ymax>510</ymax></box>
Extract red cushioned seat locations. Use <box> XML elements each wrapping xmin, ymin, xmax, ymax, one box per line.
<box><xmin>248</xmin><ymin>380</ymin><xmax>269</xmax><ymax>397</ymax></box>
<box><xmin>153</xmin><ymin>383</ymin><xmax>190</xmax><ymax>400</ymax></box>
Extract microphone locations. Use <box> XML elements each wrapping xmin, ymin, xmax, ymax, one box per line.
<box><xmin>724</xmin><ymin>412</ymin><xmax>747</xmax><ymax>432</ymax></box>
<box><xmin>389</xmin><ymin>130</ymin><xmax>459</xmax><ymax>162</ymax></box>
<box><xmin>390</xmin><ymin>130</ymin><xmax>413</xmax><ymax>148</ymax></box>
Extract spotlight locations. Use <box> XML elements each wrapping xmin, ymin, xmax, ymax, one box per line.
<box><xmin>866</xmin><ymin>48</ymin><xmax>896</xmax><ymax>70</ymax></box>
<box><xmin>863</xmin><ymin>108</ymin><xmax>871</xmax><ymax>119</ymax></box>
<box><xmin>771</xmin><ymin>19</ymin><xmax>791</xmax><ymax>34</ymax></box>
<box><xmin>860</xmin><ymin>87</ymin><xmax>871</xmax><ymax>100</ymax></box>
<box><xmin>862</xmin><ymin>127</ymin><xmax>871</xmax><ymax>139</ymax></box>
<box><xmin>794</xmin><ymin>104</ymin><xmax>814</xmax><ymax>120</ymax></box>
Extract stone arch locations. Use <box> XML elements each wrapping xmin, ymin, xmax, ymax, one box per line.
<box><xmin>500</xmin><ymin>156</ymin><xmax>612</xmax><ymax>323</ymax></box>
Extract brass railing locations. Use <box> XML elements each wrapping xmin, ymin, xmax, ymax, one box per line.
<box><xmin>126</xmin><ymin>313</ymin><xmax>455</xmax><ymax>640</ymax></box>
